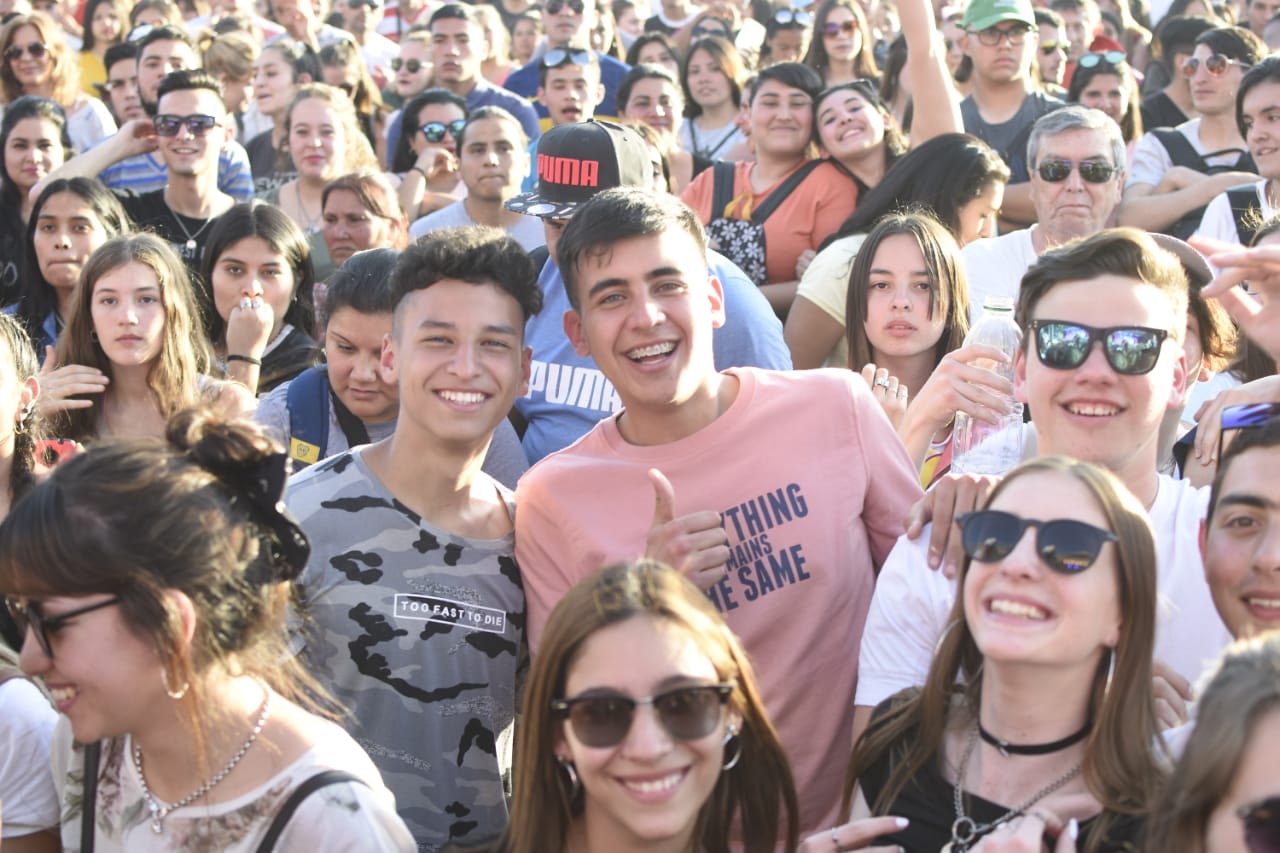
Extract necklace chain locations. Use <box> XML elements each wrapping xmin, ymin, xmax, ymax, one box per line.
<box><xmin>947</xmin><ymin>726</ymin><xmax>1082</xmax><ymax>852</ymax></box>
<box><xmin>133</xmin><ymin>689</ymin><xmax>272</xmax><ymax>834</ymax></box>
<box><xmin>166</xmin><ymin>205</ymin><xmax>216</xmax><ymax>253</ymax></box>
<box><xmin>294</xmin><ymin>182</ymin><xmax>321</xmax><ymax>234</ymax></box>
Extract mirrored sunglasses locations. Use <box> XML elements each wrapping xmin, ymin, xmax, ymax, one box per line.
<box><xmin>1181</xmin><ymin>53</ymin><xmax>1250</xmax><ymax>77</ymax></box>
<box><xmin>420</xmin><ymin>118</ymin><xmax>466</xmax><ymax>142</ymax></box>
<box><xmin>391</xmin><ymin>57</ymin><xmax>424</xmax><ymax>73</ymax></box>
<box><xmin>773</xmin><ymin>8</ymin><xmax>813</xmax><ymax>25</ymax></box>
<box><xmin>153</xmin><ymin>113</ymin><xmax>219</xmax><ymax>136</ymax></box>
<box><xmin>957</xmin><ymin>510</ymin><xmax>1118</xmax><ymax>574</ymax></box>
<box><xmin>552</xmin><ymin>683</ymin><xmax>734</xmax><ymax>748</ymax></box>
<box><xmin>1077</xmin><ymin>49</ymin><xmax>1126</xmax><ymax>68</ymax></box>
<box><xmin>1035</xmin><ymin>157</ymin><xmax>1117</xmax><ymax>183</ymax></box>
<box><xmin>824</xmin><ymin>19</ymin><xmax>856</xmax><ymax>36</ymax></box>
<box><xmin>1030</xmin><ymin>320</ymin><xmax>1169</xmax><ymax>375</ymax></box>
<box><xmin>541</xmin><ymin>48</ymin><xmax>592</xmax><ymax>68</ymax></box>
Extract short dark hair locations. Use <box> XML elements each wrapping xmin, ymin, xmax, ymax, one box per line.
<box><xmin>1016</xmin><ymin>227</ymin><xmax>1189</xmax><ymax>349</ymax></box>
<box><xmin>752</xmin><ymin>61</ymin><xmax>823</xmax><ymax>103</ymax></box>
<box><xmin>391</xmin><ymin>88</ymin><xmax>469</xmax><ymax>172</ymax></box>
<box><xmin>430</xmin><ymin>2</ymin><xmax>482</xmax><ymax>27</ymax></box>
<box><xmin>323</xmin><ymin>248</ymin><xmax>399</xmax><ymax>323</ymax></box>
<box><xmin>103</xmin><ymin>41</ymin><xmax>139</xmax><ymax>71</ymax></box>
<box><xmin>1035</xmin><ymin>7</ymin><xmax>1065</xmax><ymax>27</ymax></box>
<box><xmin>156</xmin><ymin>68</ymin><xmax>224</xmax><ymax>103</ymax></box>
<box><xmin>557</xmin><ymin>188</ymin><xmax>706</xmax><ymax>312</ymax></box>
<box><xmin>617</xmin><ymin>63</ymin><xmax>680</xmax><ymax>114</ymax></box>
<box><xmin>1208</xmin><ymin>415</ymin><xmax>1280</xmax><ymax>520</ymax></box>
<box><xmin>389</xmin><ymin>227</ymin><xmax>542</xmax><ymax>329</ymax></box>
<box><xmin>1237</xmin><ymin>55</ymin><xmax>1280</xmax><ymax>137</ymax></box>
<box><xmin>1157</xmin><ymin>15</ymin><xmax>1215</xmax><ymax>60</ymax></box>
<box><xmin>1196</xmin><ymin>25</ymin><xmax>1266</xmax><ymax>65</ymax></box>
<box><xmin>457</xmin><ymin>105</ymin><xmax>528</xmax><ymax>149</ymax></box>
<box><xmin>136</xmin><ymin>23</ymin><xmax>196</xmax><ymax>55</ymax></box>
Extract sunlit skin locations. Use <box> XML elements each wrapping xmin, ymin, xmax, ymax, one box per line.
<box><xmin>539</xmin><ymin>62</ymin><xmax>603</xmax><ymax>125</ymax></box>
<box><xmin>33</xmin><ymin>191</ymin><xmax>112</xmax><ymax>297</ymax></box>
<box><xmin>1078</xmin><ymin>71</ymin><xmax>1129</xmax><ymax>126</ymax></box>
<box><xmin>3</xmin><ymin>116</ymin><xmax>64</xmax><ymax>200</ymax></box>
<box><xmin>7</xmin><ymin>24</ymin><xmax>51</xmax><ymax>92</ymax></box>
<box><xmin>137</xmin><ymin>38</ymin><xmax>197</xmax><ymax>105</ymax></box>
<box><xmin>862</xmin><ymin>233</ymin><xmax>947</xmax><ymax>365</ymax></box>
<box><xmin>322</xmin><ymin>188</ymin><xmax>402</xmax><ymax>269</ymax></box>
<box><xmin>90</xmin><ymin>262</ymin><xmax>166</xmax><ymax>368</ymax></box>
<box><xmin>1240</xmin><ymin>79</ymin><xmax>1280</xmax><ymax>184</ymax></box>
<box><xmin>1204</xmin><ymin>710</ymin><xmax>1280</xmax><ymax>852</ymax></box>
<box><xmin>253</xmin><ymin>47</ymin><xmax>302</xmax><ymax>122</ymax></box>
<box><xmin>325</xmin><ymin>306</ymin><xmax>398</xmax><ymax>423</ymax></box>
<box><xmin>210</xmin><ymin>236</ymin><xmax>295</xmax><ymax>343</ymax></box>
<box><xmin>288</xmin><ymin>97</ymin><xmax>346</xmax><ymax>184</ymax></box>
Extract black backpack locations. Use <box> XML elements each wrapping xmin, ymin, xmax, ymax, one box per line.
<box><xmin>705</xmin><ymin>160</ymin><xmax>821</xmax><ymax>287</ymax></box>
<box><xmin>1150</xmin><ymin>128</ymin><xmax>1257</xmax><ymax>239</ymax></box>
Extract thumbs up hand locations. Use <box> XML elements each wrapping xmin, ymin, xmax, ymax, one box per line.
<box><xmin>645</xmin><ymin>468</ymin><xmax>731</xmax><ymax>590</ymax></box>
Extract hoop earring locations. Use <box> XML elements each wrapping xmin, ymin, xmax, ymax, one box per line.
<box><xmin>13</xmin><ymin>404</ymin><xmax>31</xmax><ymax>435</ymax></box>
<box><xmin>557</xmin><ymin>757</ymin><xmax>581</xmax><ymax>799</ymax></box>
<box><xmin>721</xmin><ymin>727</ymin><xmax>741</xmax><ymax>771</ymax></box>
<box><xmin>161</xmin><ymin>666</ymin><xmax>189</xmax><ymax>700</ymax></box>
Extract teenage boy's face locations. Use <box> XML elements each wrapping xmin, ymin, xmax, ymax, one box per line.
<box><xmin>563</xmin><ymin>228</ymin><xmax>725</xmax><ymax>418</ymax></box>
<box><xmin>384</xmin><ymin>279</ymin><xmax>531</xmax><ymax>449</ymax></box>
<box><xmin>138</xmin><ymin>39</ymin><xmax>198</xmax><ymax>106</ymax></box>
<box><xmin>1014</xmin><ymin>274</ymin><xmax>1187</xmax><ymax>480</ymax></box>
<box><xmin>154</xmin><ymin>88</ymin><xmax>233</xmax><ymax>176</ymax></box>
<box><xmin>539</xmin><ymin>63</ymin><xmax>602</xmax><ymax>125</ymax></box>
<box><xmin>1201</xmin><ymin>445</ymin><xmax>1280</xmax><ymax>639</ymax></box>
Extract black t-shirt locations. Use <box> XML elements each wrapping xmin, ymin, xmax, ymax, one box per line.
<box><xmin>1140</xmin><ymin>91</ymin><xmax>1188</xmax><ymax>133</ymax></box>
<box><xmin>245</xmin><ymin>130</ymin><xmax>296</xmax><ymax>195</ymax></box>
<box><xmin>116</xmin><ymin>189</ymin><xmax>218</xmax><ymax>317</ymax></box>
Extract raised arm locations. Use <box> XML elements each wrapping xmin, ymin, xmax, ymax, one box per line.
<box><xmin>900</xmin><ymin>0</ymin><xmax>962</xmax><ymax>146</ymax></box>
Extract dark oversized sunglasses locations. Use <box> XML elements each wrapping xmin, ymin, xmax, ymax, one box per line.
<box><xmin>773</xmin><ymin>8</ymin><xmax>812</xmax><ymax>25</ymax></box>
<box><xmin>541</xmin><ymin>48</ymin><xmax>592</xmax><ymax>68</ymax></box>
<box><xmin>1217</xmin><ymin>402</ymin><xmax>1280</xmax><ymax>464</ymax></box>
<box><xmin>957</xmin><ymin>510</ymin><xmax>1117</xmax><ymax>574</ymax></box>
<box><xmin>391</xmin><ymin>57</ymin><xmax>424</xmax><ymax>73</ymax></box>
<box><xmin>692</xmin><ymin>18</ymin><xmax>732</xmax><ymax>38</ymax></box>
<box><xmin>545</xmin><ymin>0</ymin><xmax>585</xmax><ymax>14</ymax></box>
<box><xmin>6</xmin><ymin>597</ymin><xmax>121</xmax><ymax>659</ymax></box>
<box><xmin>4</xmin><ymin>41</ymin><xmax>48</xmax><ymax>62</ymax></box>
<box><xmin>1240</xmin><ymin>797</ymin><xmax>1280</xmax><ymax>853</ymax></box>
<box><xmin>1035</xmin><ymin>158</ymin><xmax>1117</xmax><ymax>183</ymax></box>
<box><xmin>1030</xmin><ymin>320</ymin><xmax>1169</xmax><ymax>375</ymax></box>
<box><xmin>1182</xmin><ymin>53</ymin><xmax>1250</xmax><ymax>77</ymax></box>
<box><xmin>1077</xmin><ymin>49</ymin><xmax>1125</xmax><ymax>68</ymax></box>
<box><xmin>420</xmin><ymin>118</ymin><xmax>466</xmax><ymax>142</ymax></box>
<box><xmin>552</xmin><ymin>683</ymin><xmax>734</xmax><ymax>748</ymax></box>
<box><xmin>153</xmin><ymin>113</ymin><xmax>219</xmax><ymax>136</ymax></box>
<box><xmin>824</xmin><ymin>19</ymin><xmax>856</xmax><ymax>36</ymax></box>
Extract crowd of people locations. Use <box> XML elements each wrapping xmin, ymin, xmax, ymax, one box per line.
<box><xmin>0</xmin><ymin>0</ymin><xmax>1278</xmax><ymax>849</ymax></box>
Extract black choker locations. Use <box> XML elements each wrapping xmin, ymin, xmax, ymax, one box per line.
<box><xmin>978</xmin><ymin>720</ymin><xmax>1091</xmax><ymax>756</ymax></box>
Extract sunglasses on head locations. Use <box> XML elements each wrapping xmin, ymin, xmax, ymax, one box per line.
<box><xmin>692</xmin><ymin>18</ymin><xmax>732</xmax><ymax>38</ymax></box>
<box><xmin>420</xmin><ymin>118</ymin><xmax>466</xmax><ymax>142</ymax></box>
<box><xmin>391</xmin><ymin>57</ymin><xmax>424</xmax><ymax>73</ymax></box>
<box><xmin>552</xmin><ymin>683</ymin><xmax>734</xmax><ymax>748</ymax></box>
<box><xmin>153</xmin><ymin>113</ymin><xmax>219</xmax><ymax>137</ymax></box>
<box><xmin>541</xmin><ymin>47</ymin><xmax>592</xmax><ymax>68</ymax></box>
<box><xmin>5</xmin><ymin>597</ymin><xmax>121</xmax><ymax>659</ymax></box>
<box><xmin>1217</xmin><ymin>401</ymin><xmax>1280</xmax><ymax>464</ymax></box>
<box><xmin>4</xmin><ymin>41</ymin><xmax>48</xmax><ymax>62</ymax></box>
<box><xmin>1181</xmin><ymin>53</ymin><xmax>1250</xmax><ymax>77</ymax></box>
<box><xmin>1077</xmin><ymin>49</ymin><xmax>1126</xmax><ymax>68</ymax></box>
<box><xmin>1035</xmin><ymin>157</ymin><xmax>1117</xmax><ymax>183</ymax></box>
<box><xmin>1030</xmin><ymin>320</ymin><xmax>1169</xmax><ymax>375</ymax></box>
<box><xmin>126</xmin><ymin>22</ymin><xmax>155</xmax><ymax>42</ymax></box>
<box><xmin>545</xmin><ymin>0</ymin><xmax>585</xmax><ymax>14</ymax></box>
<box><xmin>773</xmin><ymin>8</ymin><xmax>812</xmax><ymax>25</ymax></box>
<box><xmin>824</xmin><ymin>19</ymin><xmax>856</xmax><ymax>36</ymax></box>
<box><xmin>957</xmin><ymin>510</ymin><xmax>1118</xmax><ymax>574</ymax></box>
<box><xmin>1240</xmin><ymin>796</ymin><xmax>1280</xmax><ymax>853</ymax></box>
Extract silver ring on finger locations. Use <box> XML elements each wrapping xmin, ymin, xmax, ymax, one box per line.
<box><xmin>250</xmin><ymin>299</ymin><xmax>263</xmax><ymax>309</ymax></box>
<box><xmin>239</xmin><ymin>298</ymin><xmax>252</xmax><ymax>310</ymax></box>
<box><xmin>875</xmin><ymin>378</ymin><xmax>890</xmax><ymax>389</ymax></box>
<box><xmin>897</xmin><ymin>386</ymin><xmax>909</xmax><ymax>396</ymax></box>
<box><xmin>830</xmin><ymin>825</ymin><xmax>841</xmax><ymax>851</ymax></box>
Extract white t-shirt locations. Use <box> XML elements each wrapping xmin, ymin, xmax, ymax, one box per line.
<box><xmin>677</xmin><ymin>118</ymin><xmax>749</xmax><ymax>161</ymax></box>
<box><xmin>855</xmin><ymin>474</ymin><xmax>1233</xmax><ymax>707</ymax></box>
<box><xmin>0</xmin><ymin>678</ymin><xmax>59</xmax><ymax>839</ymax></box>
<box><xmin>1126</xmin><ymin>118</ymin><xmax>1249</xmax><ymax>190</ymax></box>
<box><xmin>1193</xmin><ymin>178</ymin><xmax>1275</xmax><ymax>247</ymax></box>
<box><xmin>960</xmin><ymin>228</ymin><xmax>1038</xmax><ymax>324</ymax></box>
<box><xmin>409</xmin><ymin>198</ymin><xmax>547</xmax><ymax>250</ymax></box>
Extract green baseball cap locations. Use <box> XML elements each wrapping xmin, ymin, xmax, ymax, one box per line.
<box><xmin>963</xmin><ymin>0</ymin><xmax>1035</xmax><ymax>31</ymax></box>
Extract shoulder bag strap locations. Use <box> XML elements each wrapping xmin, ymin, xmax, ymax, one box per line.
<box><xmin>710</xmin><ymin>160</ymin><xmax>737</xmax><ymax>219</ymax></box>
<box><xmin>750</xmin><ymin>160</ymin><xmax>823</xmax><ymax>224</ymax></box>
<box><xmin>254</xmin><ymin>770</ymin><xmax>367</xmax><ymax>853</ymax></box>
<box><xmin>81</xmin><ymin>740</ymin><xmax>102</xmax><ymax>853</ymax></box>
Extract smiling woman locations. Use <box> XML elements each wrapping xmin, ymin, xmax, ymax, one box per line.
<box><xmin>0</xmin><ymin>97</ymin><xmax>72</xmax><ymax>305</ymax></box>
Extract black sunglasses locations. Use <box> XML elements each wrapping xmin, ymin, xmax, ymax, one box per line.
<box><xmin>1030</xmin><ymin>320</ymin><xmax>1169</xmax><ymax>375</ymax></box>
<box><xmin>420</xmin><ymin>118</ymin><xmax>466</xmax><ymax>142</ymax></box>
<box><xmin>552</xmin><ymin>683</ymin><xmax>734</xmax><ymax>748</ymax></box>
<box><xmin>1077</xmin><ymin>49</ymin><xmax>1125</xmax><ymax>68</ymax></box>
<box><xmin>541</xmin><ymin>48</ymin><xmax>592</xmax><ymax>68</ymax></box>
<box><xmin>692</xmin><ymin>18</ymin><xmax>732</xmax><ymax>38</ymax></box>
<box><xmin>1035</xmin><ymin>158</ymin><xmax>1117</xmax><ymax>184</ymax></box>
<box><xmin>4</xmin><ymin>41</ymin><xmax>48</xmax><ymax>62</ymax></box>
<box><xmin>545</xmin><ymin>0</ymin><xmax>585</xmax><ymax>14</ymax></box>
<box><xmin>391</xmin><ymin>57</ymin><xmax>424</xmax><ymax>74</ymax></box>
<box><xmin>1240</xmin><ymin>797</ymin><xmax>1280</xmax><ymax>853</ymax></box>
<box><xmin>1217</xmin><ymin>402</ymin><xmax>1280</xmax><ymax>465</ymax></box>
<box><xmin>773</xmin><ymin>8</ymin><xmax>812</xmax><ymax>25</ymax></box>
<box><xmin>824</xmin><ymin>19</ymin><xmax>856</xmax><ymax>36</ymax></box>
<box><xmin>153</xmin><ymin>113</ymin><xmax>219</xmax><ymax>137</ymax></box>
<box><xmin>958</xmin><ymin>510</ymin><xmax>1117</xmax><ymax>574</ymax></box>
<box><xmin>6</xmin><ymin>597</ymin><xmax>121</xmax><ymax>659</ymax></box>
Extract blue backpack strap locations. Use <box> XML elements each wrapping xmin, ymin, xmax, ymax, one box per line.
<box><xmin>286</xmin><ymin>366</ymin><xmax>331</xmax><ymax>469</ymax></box>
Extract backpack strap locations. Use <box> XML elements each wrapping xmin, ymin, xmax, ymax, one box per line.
<box><xmin>254</xmin><ymin>770</ymin><xmax>367</xmax><ymax>853</ymax></box>
<box><xmin>528</xmin><ymin>244</ymin><xmax>550</xmax><ymax>273</ymax></box>
<box><xmin>286</xmin><ymin>366</ymin><xmax>331</xmax><ymax>469</ymax></box>
<box><xmin>1151</xmin><ymin>127</ymin><xmax>1209</xmax><ymax>172</ymax></box>
<box><xmin>1227</xmin><ymin>185</ymin><xmax>1264</xmax><ymax>245</ymax></box>
<box><xmin>330</xmin><ymin>390</ymin><xmax>371</xmax><ymax>449</ymax></box>
<box><xmin>750</xmin><ymin>160</ymin><xmax>823</xmax><ymax>224</ymax></box>
<box><xmin>81</xmin><ymin>740</ymin><xmax>102</xmax><ymax>853</ymax></box>
<box><xmin>710</xmin><ymin>160</ymin><xmax>737</xmax><ymax>220</ymax></box>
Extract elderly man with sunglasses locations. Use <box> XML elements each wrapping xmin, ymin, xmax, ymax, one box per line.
<box><xmin>853</xmin><ymin>227</ymin><xmax>1234</xmax><ymax>746</ymax></box>
<box><xmin>1119</xmin><ymin>25</ymin><xmax>1265</xmax><ymax>237</ymax></box>
<box><xmin>962</xmin><ymin>105</ymin><xmax>1124</xmax><ymax>321</ymax></box>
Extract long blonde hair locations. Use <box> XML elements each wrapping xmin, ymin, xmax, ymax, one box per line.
<box><xmin>0</xmin><ymin>12</ymin><xmax>80</xmax><ymax>107</ymax></box>
<box><xmin>283</xmin><ymin>83</ymin><xmax>379</xmax><ymax>179</ymax></box>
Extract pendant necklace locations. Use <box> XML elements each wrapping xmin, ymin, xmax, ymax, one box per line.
<box><xmin>132</xmin><ymin>689</ymin><xmax>272</xmax><ymax>834</ymax></box>
<box><xmin>167</xmin><ymin>206</ymin><xmax>215</xmax><ymax>254</ymax></box>
<box><xmin>294</xmin><ymin>182</ymin><xmax>321</xmax><ymax>234</ymax></box>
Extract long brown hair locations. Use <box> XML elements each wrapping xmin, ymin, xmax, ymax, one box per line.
<box><xmin>842</xmin><ymin>457</ymin><xmax>1166</xmax><ymax>852</ymax></box>
<box><xmin>52</xmin><ymin>233</ymin><xmax>212</xmax><ymax>443</ymax></box>
<box><xmin>493</xmin><ymin>560</ymin><xmax>799</xmax><ymax>853</ymax></box>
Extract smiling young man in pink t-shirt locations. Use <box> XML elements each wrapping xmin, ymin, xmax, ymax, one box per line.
<box><xmin>513</xmin><ymin>187</ymin><xmax>922</xmax><ymax>836</ymax></box>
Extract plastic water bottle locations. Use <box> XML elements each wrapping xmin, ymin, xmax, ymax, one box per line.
<box><xmin>951</xmin><ymin>296</ymin><xmax>1024</xmax><ymax>475</ymax></box>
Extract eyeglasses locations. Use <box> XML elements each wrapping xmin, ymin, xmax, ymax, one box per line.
<box><xmin>1040</xmin><ymin>40</ymin><xmax>1065</xmax><ymax>55</ymax></box>
<box><xmin>4</xmin><ymin>42</ymin><xmax>48</xmax><ymax>62</ymax></box>
<box><xmin>1077</xmin><ymin>49</ymin><xmax>1126</xmax><ymax>68</ymax></box>
<box><xmin>545</xmin><ymin>0</ymin><xmax>585</xmax><ymax>14</ymax></box>
<box><xmin>824</xmin><ymin>19</ymin><xmax>856</xmax><ymax>36</ymax></box>
<box><xmin>5</xmin><ymin>596</ymin><xmax>121</xmax><ymax>659</ymax></box>
<box><xmin>1030</xmin><ymin>320</ymin><xmax>1169</xmax><ymax>375</ymax></box>
<box><xmin>420</xmin><ymin>118</ymin><xmax>466</xmax><ymax>142</ymax></box>
<box><xmin>773</xmin><ymin>9</ymin><xmax>813</xmax><ymax>25</ymax></box>
<box><xmin>541</xmin><ymin>48</ymin><xmax>592</xmax><ymax>68</ymax></box>
<box><xmin>1239</xmin><ymin>797</ymin><xmax>1280</xmax><ymax>853</ymax></box>
<box><xmin>1217</xmin><ymin>402</ymin><xmax>1280</xmax><ymax>464</ymax></box>
<box><xmin>1035</xmin><ymin>157</ymin><xmax>1118</xmax><ymax>184</ymax></box>
<box><xmin>970</xmin><ymin>23</ymin><xmax>1032</xmax><ymax>46</ymax></box>
<box><xmin>153</xmin><ymin>113</ymin><xmax>219</xmax><ymax>136</ymax></box>
<box><xmin>1181</xmin><ymin>53</ymin><xmax>1251</xmax><ymax>77</ymax></box>
<box><xmin>552</xmin><ymin>683</ymin><xmax>734</xmax><ymax>748</ymax></box>
<box><xmin>391</xmin><ymin>57</ymin><xmax>424</xmax><ymax>73</ymax></box>
<box><xmin>957</xmin><ymin>510</ymin><xmax>1118</xmax><ymax>574</ymax></box>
